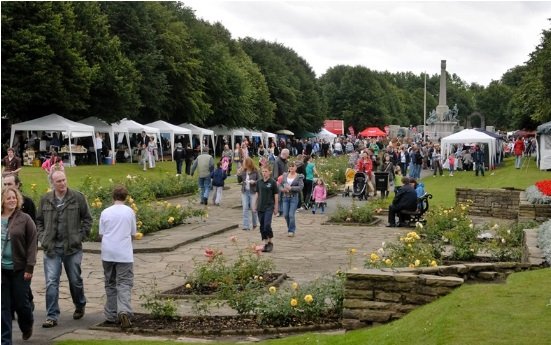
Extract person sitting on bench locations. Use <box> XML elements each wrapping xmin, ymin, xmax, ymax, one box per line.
<box><xmin>386</xmin><ymin>177</ymin><xmax>418</xmax><ymax>227</ymax></box>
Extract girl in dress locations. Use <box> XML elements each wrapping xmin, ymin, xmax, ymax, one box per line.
<box><xmin>311</xmin><ymin>178</ymin><xmax>327</xmax><ymax>214</ymax></box>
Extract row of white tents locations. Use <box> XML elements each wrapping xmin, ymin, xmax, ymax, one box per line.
<box><xmin>9</xmin><ymin>114</ymin><xmax>334</xmax><ymax>166</ymax></box>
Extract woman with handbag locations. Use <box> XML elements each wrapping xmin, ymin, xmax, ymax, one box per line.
<box><xmin>278</xmin><ymin>161</ymin><xmax>304</xmax><ymax>237</ymax></box>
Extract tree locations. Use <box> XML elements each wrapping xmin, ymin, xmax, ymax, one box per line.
<box><xmin>2</xmin><ymin>2</ymin><xmax>93</xmax><ymax>121</ymax></box>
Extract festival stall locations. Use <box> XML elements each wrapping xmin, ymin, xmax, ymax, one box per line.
<box><xmin>536</xmin><ymin>121</ymin><xmax>551</xmax><ymax>170</ymax></box>
<box><xmin>440</xmin><ymin>129</ymin><xmax>498</xmax><ymax>169</ymax></box>
<box><xmin>147</xmin><ymin>120</ymin><xmax>192</xmax><ymax>160</ymax></box>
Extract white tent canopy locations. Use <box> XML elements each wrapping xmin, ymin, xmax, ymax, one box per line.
<box><xmin>536</xmin><ymin>121</ymin><xmax>551</xmax><ymax>170</ymax></box>
<box><xmin>209</xmin><ymin>125</ymin><xmax>244</xmax><ymax>150</ymax></box>
<box><xmin>262</xmin><ymin>131</ymin><xmax>277</xmax><ymax>147</ymax></box>
<box><xmin>179</xmin><ymin>123</ymin><xmax>215</xmax><ymax>154</ymax></box>
<box><xmin>317</xmin><ymin>128</ymin><xmax>337</xmax><ymax>142</ymax></box>
<box><xmin>114</xmin><ymin>118</ymin><xmax>163</xmax><ymax>160</ymax></box>
<box><xmin>440</xmin><ymin>129</ymin><xmax>497</xmax><ymax>169</ymax></box>
<box><xmin>79</xmin><ymin>116</ymin><xmax>131</xmax><ymax>163</ymax></box>
<box><xmin>147</xmin><ymin>120</ymin><xmax>192</xmax><ymax>160</ymax></box>
<box><xmin>237</xmin><ymin>128</ymin><xmax>263</xmax><ymax>147</ymax></box>
<box><xmin>10</xmin><ymin>113</ymin><xmax>98</xmax><ymax>166</ymax></box>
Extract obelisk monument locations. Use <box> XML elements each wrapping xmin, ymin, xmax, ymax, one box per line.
<box><xmin>435</xmin><ymin>60</ymin><xmax>449</xmax><ymax>121</ymax></box>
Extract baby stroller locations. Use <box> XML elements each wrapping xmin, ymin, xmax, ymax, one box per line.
<box><xmin>352</xmin><ymin>172</ymin><xmax>368</xmax><ymax>200</ymax></box>
<box><xmin>342</xmin><ymin>168</ymin><xmax>356</xmax><ymax>197</ymax></box>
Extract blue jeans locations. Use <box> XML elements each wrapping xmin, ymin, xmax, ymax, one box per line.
<box><xmin>515</xmin><ymin>155</ymin><xmax>522</xmax><ymax>168</ymax></box>
<box><xmin>282</xmin><ymin>194</ymin><xmax>299</xmax><ymax>233</ymax></box>
<box><xmin>241</xmin><ymin>190</ymin><xmax>258</xmax><ymax>229</ymax></box>
<box><xmin>198</xmin><ymin>177</ymin><xmax>211</xmax><ymax>201</ymax></box>
<box><xmin>103</xmin><ymin>261</ymin><xmax>133</xmax><ymax>321</ymax></box>
<box><xmin>258</xmin><ymin>208</ymin><xmax>274</xmax><ymax>240</ymax></box>
<box><xmin>44</xmin><ymin>249</ymin><xmax>86</xmax><ymax>321</ymax></box>
<box><xmin>176</xmin><ymin>160</ymin><xmax>183</xmax><ymax>174</ymax></box>
<box><xmin>2</xmin><ymin>269</ymin><xmax>33</xmax><ymax>344</ymax></box>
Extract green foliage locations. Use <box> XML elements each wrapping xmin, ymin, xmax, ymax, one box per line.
<box><xmin>364</xmin><ymin>228</ymin><xmax>439</xmax><ymax>269</ymax></box>
<box><xmin>422</xmin><ymin>201</ymin><xmax>479</xmax><ymax>260</ymax></box>
<box><xmin>255</xmin><ymin>275</ymin><xmax>344</xmax><ymax>327</ymax></box>
<box><xmin>485</xmin><ymin>221</ymin><xmax>535</xmax><ymax>262</ymax></box>
<box><xmin>327</xmin><ymin>201</ymin><xmax>375</xmax><ymax>224</ymax></box>
<box><xmin>315</xmin><ymin>155</ymin><xmax>348</xmax><ymax>195</ymax></box>
<box><xmin>140</xmin><ymin>278</ymin><xmax>178</xmax><ymax>320</ymax></box>
<box><xmin>77</xmin><ymin>173</ymin><xmax>204</xmax><ymax>241</ymax></box>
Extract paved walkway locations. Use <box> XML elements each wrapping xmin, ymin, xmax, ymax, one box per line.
<box><xmin>13</xmin><ymin>173</ymin><xmax>428</xmax><ymax>344</ymax></box>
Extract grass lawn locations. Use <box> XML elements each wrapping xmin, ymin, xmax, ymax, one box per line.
<box><xmin>54</xmin><ymin>268</ymin><xmax>551</xmax><ymax>345</ymax></box>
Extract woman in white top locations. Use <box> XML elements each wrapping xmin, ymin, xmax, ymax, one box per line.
<box><xmin>236</xmin><ymin>157</ymin><xmax>259</xmax><ymax>231</ymax></box>
<box><xmin>95</xmin><ymin>133</ymin><xmax>103</xmax><ymax>162</ymax></box>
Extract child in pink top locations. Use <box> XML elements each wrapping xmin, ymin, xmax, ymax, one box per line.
<box><xmin>311</xmin><ymin>178</ymin><xmax>327</xmax><ymax>214</ymax></box>
<box><xmin>448</xmin><ymin>154</ymin><xmax>455</xmax><ymax>176</ymax></box>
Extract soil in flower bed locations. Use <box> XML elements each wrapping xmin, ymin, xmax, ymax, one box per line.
<box><xmin>96</xmin><ymin>313</ymin><xmax>341</xmax><ymax>336</ymax></box>
<box><xmin>160</xmin><ymin>273</ymin><xmax>287</xmax><ymax>297</ymax></box>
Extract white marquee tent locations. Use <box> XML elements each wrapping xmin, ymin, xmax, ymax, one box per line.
<box><xmin>79</xmin><ymin>116</ymin><xmax>131</xmax><ymax>163</ymax></box>
<box><xmin>440</xmin><ymin>129</ymin><xmax>498</xmax><ymax>169</ymax></box>
<box><xmin>179</xmin><ymin>123</ymin><xmax>215</xmax><ymax>154</ymax></box>
<box><xmin>209</xmin><ymin>125</ymin><xmax>244</xmax><ymax>150</ymax></box>
<box><xmin>114</xmin><ymin>118</ymin><xmax>163</xmax><ymax>160</ymax></box>
<box><xmin>262</xmin><ymin>131</ymin><xmax>277</xmax><ymax>147</ymax></box>
<box><xmin>10</xmin><ymin>114</ymin><xmax>98</xmax><ymax>166</ymax></box>
<box><xmin>147</xmin><ymin>120</ymin><xmax>192</xmax><ymax>160</ymax></box>
<box><xmin>536</xmin><ymin>121</ymin><xmax>551</xmax><ymax>170</ymax></box>
<box><xmin>316</xmin><ymin>128</ymin><xmax>337</xmax><ymax>142</ymax></box>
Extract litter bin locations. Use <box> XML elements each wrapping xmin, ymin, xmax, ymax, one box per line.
<box><xmin>374</xmin><ymin>172</ymin><xmax>389</xmax><ymax>198</ymax></box>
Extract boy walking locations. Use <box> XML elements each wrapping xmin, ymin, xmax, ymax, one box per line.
<box><xmin>256</xmin><ymin>166</ymin><xmax>279</xmax><ymax>252</ymax></box>
<box><xmin>99</xmin><ymin>185</ymin><xmax>136</xmax><ymax>329</ymax></box>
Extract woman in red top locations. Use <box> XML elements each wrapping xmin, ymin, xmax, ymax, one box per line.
<box><xmin>355</xmin><ymin>152</ymin><xmax>373</xmax><ymax>176</ymax></box>
<box><xmin>513</xmin><ymin>137</ymin><xmax>525</xmax><ymax>169</ymax></box>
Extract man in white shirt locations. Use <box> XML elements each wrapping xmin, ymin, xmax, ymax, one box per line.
<box><xmin>99</xmin><ymin>185</ymin><xmax>136</xmax><ymax>329</ymax></box>
<box><xmin>95</xmin><ymin>133</ymin><xmax>103</xmax><ymax>163</ymax></box>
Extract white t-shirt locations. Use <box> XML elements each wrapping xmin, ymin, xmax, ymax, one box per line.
<box><xmin>99</xmin><ymin>204</ymin><xmax>136</xmax><ymax>263</ymax></box>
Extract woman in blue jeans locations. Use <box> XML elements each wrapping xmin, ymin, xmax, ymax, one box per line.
<box><xmin>278</xmin><ymin>161</ymin><xmax>304</xmax><ymax>237</ymax></box>
<box><xmin>237</xmin><ymin>157</ymin><xmax>259</xmax><ymax>231</ymax></box>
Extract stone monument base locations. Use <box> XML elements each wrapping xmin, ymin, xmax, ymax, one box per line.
<box><xmin>426</xmin><ymin>121</ymin><xmax>459</xmax><ymax>141</ymax></box>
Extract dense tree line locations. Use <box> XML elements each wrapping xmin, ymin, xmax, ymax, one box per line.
<box><xmin>2</xmin><ymin>2</ymin><xmax>549</xmax><ymax>132</ymax></box>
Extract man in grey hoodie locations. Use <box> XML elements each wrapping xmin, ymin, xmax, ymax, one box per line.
<box><xmin>191</xmin><ymin>147</ymin><xmax>214</xmax><ymax>205</ymax></box>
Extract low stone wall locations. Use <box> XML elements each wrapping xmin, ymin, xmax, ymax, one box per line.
<box><xmin>342</xmin><ymin>262</ymin><xmax>535</xmax><ymax>330</ymax></box>
<box><xmin>518</xmin><ymin>192</ymin><xmax>551</xmax><ymax>221</ymax></box>
<box><xmin>456</xmin><ymin>188</ymin><xmax>521</xmax><ymax>219</ymax></box>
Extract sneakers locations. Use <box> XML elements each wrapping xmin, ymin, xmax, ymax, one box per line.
<box><xmin>287</xmin><ymin>232</ymin><xmax>295</xmax><ymax>237</ymax></box>
<box><xmin>119</xmin><ymin>313</ymin><xmax>132</xmax><ymax>329</ymax></box>
<box><xmin>73</xmin><ymin>306</ymin><xmax>85</xmax><ymax>320</ymax></box>
<box><xmin>42</xmin><ymin>319</ymin><xmax>57</xmax><ymax>328</ymax></box>
<box><xmin>312</xmin><ymin>210</ymin><xmax>316</xmax><ymax>214</ymax></box>
<box><xmin>21</xmin><ymin>324</ymin><xmax>33</xmax><ymax>340</ymax></box>
<box><xmin>262</xmin><ymin>242</ymin><xmax>274</xmax><ymax>252</ymax></box>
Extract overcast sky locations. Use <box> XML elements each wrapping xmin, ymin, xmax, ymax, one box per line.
<box><xmin>184</xmin><ymin>1</ymin><xmax>551</xmax><ymax>86</ymax></box>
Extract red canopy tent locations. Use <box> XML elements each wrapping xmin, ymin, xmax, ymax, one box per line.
<box><xmin>359</xmin><ymin>127</ymin><xmax>387</xmax><ymax>137</ymax></box>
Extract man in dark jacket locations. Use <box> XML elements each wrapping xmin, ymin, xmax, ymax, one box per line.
<box><xmin>386</xmin><ymin>177</ymin><xmax>418</xmax><ymax>227</ymax></box>
<box><xmin>36</xmin><ymin>170</ymin><xmax>92</xmax><ymax>328</ymax></box>
<box><xmin>472</xmin><ymin>145</ymin><xmax>485</xmax><ymax>177</ymax></box>
<box><xmin>173</xmin><ymin>143</ymin><xmax>185</xmax><ymax>175</ymax></box>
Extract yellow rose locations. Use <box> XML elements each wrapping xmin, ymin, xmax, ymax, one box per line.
<box><xmin>269</xmin><ymin>286</ymin><xmax>277</xmax><ymax>294</ymax></box>
<box><xmin>290</xmin><ymin>298</ymin><xmax>298</xmax><ymax>307</ymax></box>
<box><xmin>385</xmin><ymin>258</ymin><xmax>392</xmax><ymax>265</ymax></box>
<box><xmin>430</xmin><ymin>260</ymin><xmax>437</xmax><ymax>267</ymax></box>
<box><xmin>370</xmin><ymin>253</ymin><xmax>379</xmax><ymax>261</ymax></box>
<box><xmin>185</xmin><ymin>283</ymin><xmax>192</xmax><ymax>289</ymax></box>
<box><xmin>291</xmin><ymin>282</ymin><xmax>299</xmax><ymax>290</ymax></box>
<box><xmin>135</xmin><ymin>232</ymin><xmax>143</xmax><ymax>240</ymax></box>
<box><xmin>304</xmin><ymin>294</ymin><xmax>314</xmax><ymax>304</ymax></box>
<box><xmin>349</xmin><ymin>248</ymin><xmax>357</xmax><ymax>255</ymax></box>
<box><xmin>96</xmin><ymin>201</ymin><xmax>102</xmax><ymax>208</ymax></box>
<box><xmin>168</xmin><ymin>217</ymin><xmax>175</xmax><ymax>224</ymax></box>
<box><xmin>128</xmin><ymin>197</ymin><xmax>134</xmax><ymax>203</ymax></box>
<box><xmin>414</xmin><ymin>259</ymin><xmax>420</xmax><ymax>267</ymax></box>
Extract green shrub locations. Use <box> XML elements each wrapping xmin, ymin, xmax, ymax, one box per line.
<box><xmin>140</xmin><ymin>278</ymin><xmax>178</xmax><ymax>319</ymax></box>
<box><xmin>328</xmin><ymin>200</ymin><xmax>375</xmax><ymax>224</ymax></box>
<box><xmin>255</xmin><ymin>275</ymin><xmax>345</xmax><ymax>327</ymax></box>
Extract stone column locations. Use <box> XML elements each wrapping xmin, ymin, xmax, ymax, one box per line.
<box><xmin>435</xmin><ymin>60</ymin><xmax>449</xmax><ymax>121</ymax></box>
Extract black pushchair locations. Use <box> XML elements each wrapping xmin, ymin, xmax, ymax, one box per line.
<box><xmin>352</xmin><ymin>172</ymin><xmax>368</xmax><ymax>200</ymax></box>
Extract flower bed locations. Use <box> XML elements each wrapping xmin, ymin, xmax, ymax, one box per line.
<box><xmin>79</xmin><ymin>174</ymin><xmax>206</xmax><ymax>241</ymax></box>
<box><xmin>525</xmin><ymin>179</ymin><xmax>551</xmax><ymax>204</ymax></box>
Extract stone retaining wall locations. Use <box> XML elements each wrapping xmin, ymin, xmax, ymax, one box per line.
<box><xmin>342</xmin><ymin>262</ymin><xmax>535</xmax><ymax>330</ymax></box>
<box><xmin>518</xmin><ymin>192</ymin><xmax>551</xmax><ymax>221</ymax></box>
<box><xmin>456</xmin><ymin>188</ymin><xmax>521</xmax><ymax>219</ymax></box>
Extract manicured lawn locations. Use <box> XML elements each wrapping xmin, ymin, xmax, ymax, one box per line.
<box><xmin>54</xmin><ymin>268</ymin><xmax>551</xmax><ymax>345</ymax></box>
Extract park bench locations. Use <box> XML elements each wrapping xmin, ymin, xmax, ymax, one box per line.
<box><xmin>400</xmin><ymin>193</ymin><xmax>433</xmax><ymax>226</ymax></box>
